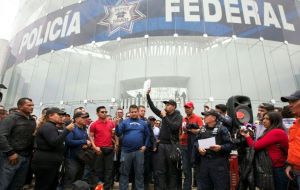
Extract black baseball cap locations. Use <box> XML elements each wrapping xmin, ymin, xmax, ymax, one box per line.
<box><xmin>46</xmin><ymin>107</ymin><xmax>66</xmax><ymax>116</ymax></box>
<box><xmin>258</xmin><ymin>103</ymin><xmax>274</xmax><ymax>111</ymax></box>
<box><xmin>215</xmin><ymin>104</ymin><xmax>227</xmax><ymax>113</ymax></box>
<box><xmin>281</xmin><ymin>90</ymin><xmax>300</xmax><ymax>102</ymax></box>
<box><xmin>148</xmin><ymin>116</ymin><xmax>156</xmax><ymax>121</ymax></box>
<box><xmin>201</xmin><ymin>109</ymin><xmax>219</xmax><ymax>117</ymax></box>
<box><xmin>163</xmin><ymin>99</ymin><xmax>177</xmax><ymax>108</ymax></box>
<box><xmin>73</xmin><ymin>112</ymin><xmax>89</xmax><ymax>119</ymax></box>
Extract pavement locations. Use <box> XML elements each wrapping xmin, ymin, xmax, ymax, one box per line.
<box><xmin>111</xmin><ymin>183</ymin><xmax>198</xmax><ymax>190</ymax></box>
<box><xmin>24</xmin><ymin>182</ymin><xmax>199</xmax><ymax>190</ymax></box>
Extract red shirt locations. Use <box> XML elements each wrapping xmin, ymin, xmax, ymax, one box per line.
<box><xmin>246</xmin><ymin>129</ymin><xmax>288</xmax><ymax>167</ymax></box>
<box><xmin>180</xmin><ymin>113</ymin><xmax>203</xmax><ymax>146</ymax></box>
<box><xmin>90</xmin><ymin>119</ymin><xmax>115</xmax><ymax>147</ymax></box>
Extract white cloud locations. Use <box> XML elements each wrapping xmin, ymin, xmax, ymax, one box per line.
<box><xmin>0</xmin><ymin>0</ymin><xmax>20</xmax><ymax>40</ymax></box>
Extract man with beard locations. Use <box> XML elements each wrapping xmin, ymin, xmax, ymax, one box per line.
<box><xmin>146</xmin><ymin>89</ymin><xmax>182</xmax><ymax>190</ymax></box>
<box><xmin>116</xmin><ymin>105</ymin><xmax>150</xmax><ymax>190</ymax></box>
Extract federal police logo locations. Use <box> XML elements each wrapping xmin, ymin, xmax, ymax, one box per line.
<box><xmin>99</xmin><ymin>0</ymin><xmax>146</xmax><ymax>36</ymax></box>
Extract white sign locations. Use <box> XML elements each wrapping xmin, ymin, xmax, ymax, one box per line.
<box><xmin>165</xmin><ymin>0</ymin><xmax>295</xmax><ymax>32</ymax></box>
<box><xmin>19</xmin><ymin>11</ymin><xmax>81</xmax><ymax>54</ymax></box>
<box><xmin>198</xmin><ymin>137</ymin><xmax>216</xmax><ymax>149</ymax></box>
<box><xmin>143</xmin><ymin>79</ymin><xmax>151</xmax><ymax>95</ymax></box>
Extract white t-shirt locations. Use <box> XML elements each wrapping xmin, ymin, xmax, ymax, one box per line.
<box><xmin>153</xmin><ymin>127</ymin><xmax>160</xmax><ymax>140</ymax></box>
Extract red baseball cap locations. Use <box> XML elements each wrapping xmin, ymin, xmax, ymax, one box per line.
<box><xmin>184</xmin><ymin>101</ymin><xmax>194</xmax><ymax>108</ymax></box>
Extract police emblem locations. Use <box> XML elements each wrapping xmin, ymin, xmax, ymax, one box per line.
<box><xmin>99</xmin><ymin>0</ymin><xmax>146</xmax><ymax>36</ymax></box>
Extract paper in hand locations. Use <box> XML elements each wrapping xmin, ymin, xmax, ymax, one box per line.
<box><xmin>198</xmin><ymin>137</ymin><xmax>216</xmax><ymax>149</ymax></box>
<box><xmin>143</xmin><ymin>79</ymin><xmax>151</xmax><ymax>94</ymax></box>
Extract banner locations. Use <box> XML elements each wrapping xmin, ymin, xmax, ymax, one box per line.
<box><xmin>8</xmin><ymin>0</ymin><xmax>300</xmax><ymax>65</ymax></box>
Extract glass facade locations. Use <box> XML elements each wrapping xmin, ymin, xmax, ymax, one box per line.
<box><xmin>2</xmin><ymin>0</ymin><xmax>300</xmax><ymax>118</ymax></box>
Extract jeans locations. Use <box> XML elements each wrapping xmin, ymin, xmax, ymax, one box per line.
<box><xmin>63</xmin><ymin>158</ymin><xmax>85</xmax><ymax>189</ymax></box>
<box><xmin>196</xmin><ymin>157</ymin><xmax>230</xmax><ymax>190</ymax></box>
<box><xmin>94</xmin><ymin>149</ymin><xmax>114</xmax><ymax>190</ymax></box>
<box><xmin>0</xmin><ymin>154</ymin><xmax>30</xmax><ymax>190</ymax></box>
<box><xmin>273</xmin><ymin>167</ymin><xmax>288</xmax><ymax>190</ymax></box>
<box><xmin>181</xmin><ymin>146</ymin><xmax>192</xmax><ymax>190</ymax></box>
<box><xmin>154</xmin><ymin>144</ymin><xmax>179</xmax><ymax>190</ymax></box>
<box><xmin>119</xmin><ymin>150</ymin><xmax>144</xmax><ymax>190</ymax></box>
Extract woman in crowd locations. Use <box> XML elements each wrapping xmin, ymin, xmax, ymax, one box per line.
<box><xmin>241</xmin><ymin>111</ymin><xmax>289</xmax><ymax>190</ymax></box>
<box><xmin>31</xmin><ymin>107</ymin><xmax>74</xmax><ymax>190</ymax></box>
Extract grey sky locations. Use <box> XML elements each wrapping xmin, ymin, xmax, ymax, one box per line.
<box><xmin>0</xmin><ymin>0</ymin><xmax>20</xmax><ymax>40</ymax></box>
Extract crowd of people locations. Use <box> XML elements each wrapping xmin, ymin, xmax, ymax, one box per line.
<box><xmin>0</xmin><ymin>88</ymin><xmax>299</xmax><ymax>190</ymax></box>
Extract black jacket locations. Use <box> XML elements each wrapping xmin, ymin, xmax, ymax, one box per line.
<box><xmin>147</xmin><ymin>94</ymin><xmax>182</xmax><ymax>144</ymax></box>
<box><xmin>194</xmin><ymin>122</ymin><xmax>233</xmax><ymax>159</ymax></box>
<box><xmin>219</xmin><ymin>115</ymin><xmax>233</xmax><ymax>134</ymax></box>
<box><xmin>141</xmin><ymin>117</ymin><xmax>156</xmax><ymax>149</ymax></box>
<box><xmin>32</xmin><ymin>121</ymin><xmax>70</xmax><ymax>164</ymax></box>
<box><xmin>0</xmin><ymin>112</ymin><xmax>36</xmax><ymax>156</ymax></box>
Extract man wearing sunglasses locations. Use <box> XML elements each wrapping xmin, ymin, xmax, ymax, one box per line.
<box><xmin>90</xmin><ymin>106</ymin><xmax>117</xmax><ymax>190</ymax></box>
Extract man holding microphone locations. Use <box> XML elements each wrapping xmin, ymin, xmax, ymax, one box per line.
<box><xmin>146</xmin><ymin>88</ymin><xmax>183</xmax><ymax>190</ymax></box>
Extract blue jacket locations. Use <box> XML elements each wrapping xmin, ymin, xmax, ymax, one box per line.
<box><xmin>116</xmin><ymin>118</ymin><xmax>150</xmax><ymax>153</ymax></box>
<box><xmin>65</xmin><ymin>125</ymin><xmax>88</xmax><ymax>159</ymax></box>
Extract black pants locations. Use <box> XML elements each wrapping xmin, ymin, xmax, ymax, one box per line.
<box><xmin>31</xmin><ymin>162</ymin><xmax>61</xmax><ymax>190</ymax></box>
<box><xmin>153</xmin><ymin>144</ymin><xmax>179</xmax><ymax>190</ymax></box>
<box><xmin>63</xmin><ymin>158</ymin><xmax>85</xmax><ymax>189</ymax></box>
<box><xmin>196</xmin><ymin>157</ymin><xmax>230</xmax><ymax>190</ymax></box>
<box><xmin>94</xmin><ymin>149</ymin><xmax>114</xmax><ymax>190</ymax></box>
<box><xmin>144</xmin><ymin>149</ymin><xmax>154</xmax><ymax>190</ymax></box>
<box><xmin>24</xmin><ymin>155</ymin><xmax>33</xmax><ymax>186</ymax></box>
<box><xmin>112</xmin><ymin>149</ymin><xmax>121</xmax><ymax>182</ymax></box>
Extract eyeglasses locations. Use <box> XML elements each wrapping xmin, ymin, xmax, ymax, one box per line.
<box><xmin>100</xmin><ymin>111</ymin><xmax>108</xmax><ymax>114</ymax></box>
